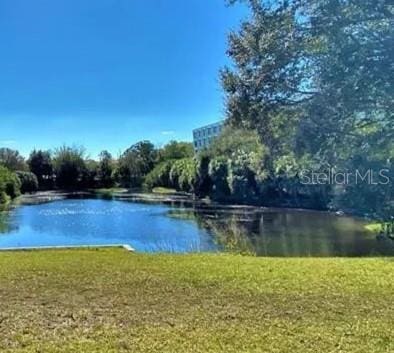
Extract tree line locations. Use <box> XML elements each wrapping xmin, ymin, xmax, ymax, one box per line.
<box><xmin>0</xmin><ymin>141</ymin><xmax>195</xmax><ymax>204</ymax></box>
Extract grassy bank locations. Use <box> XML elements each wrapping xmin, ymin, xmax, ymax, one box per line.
<box><xmin>365</xmin><ymin>223</ymin><xmax>382</xmax><ymax>233</ymax></box>
<box><xmin>0</xmin><ymin>249</ymin><xmax>393</xmax><ymax>353</ymax></box>
<box><xmin>152</xmin><ymin>187</ymin><xmax>178</xmax><ymax>194</ymax></box>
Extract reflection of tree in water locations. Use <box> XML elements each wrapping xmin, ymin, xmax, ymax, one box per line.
<box><xmin>0</xmin><ymin>211</ymin><xmax>16</xmax><ymax>234</ymax></box>
<box><xmin>204</xmin><ymin>217</ymin><xmax>256</xmax><ymax>255</ymax></box>
<box><xmin>167</xmin><ymin>208</ymin><xmax>255</xmax><ymax>254</ymax></box>
<box><xmin>168</xmin><ymin>206</ymin><xmax>394</xmax><ymax>256</ymax></box>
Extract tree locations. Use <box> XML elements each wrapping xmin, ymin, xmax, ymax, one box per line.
<box><xmin>208</xmin><ymin>157</ymin><xmax>231</xmax><ymax>199</ymax></box>
<box><xmin>0</xmin><ymin>148</ymin><xmax>27</xmax><ymax>171</ymax></box>
<box><xmin>28</xmin><ymin>150</ymin><xmax>54</xmax><ymax>189</ymax></box>
<box><xmin>144</xmin><ymin>141</ymin><xmax>195</xmax><ymax>191</ymax></box>
<box><xmin>144</xmin><ymin>160</ymin><xmax>174</xmax><ymax>190</ymax></box>
<box><xmin>157</xmin><ymin>141</ymin><xmax>194</xmax><ymax>162</ymax></box>
<box><xmin>53</xmin><ymin>146</ymin><xmax>86</xmax><ymax>189</ymax></box>
<box><xmin>16</xmin><ymin>171</ymin><xmax>39</xmax><ymax>193</ymax></box>
<box><xmin>169</xmin><ymin>158</ymin><xmax>197</xmax><ymax>192</ymax></box>
<box><xmin>0</xmin><ymin>166</ymin><xmax>21</xmax><ymax>204</ymax></box>
<box><xmin>196</xmin><ymin>127</ymin><xmax>268</xmax><ymax>202</ymax></box>
<box><xmin>223</xmin><ymin>0</ymin><xmax>393</xmax><ymax>216</ymax></box>
<box><xmin>98</xmin><ymin>151</ymin><xmax>115</xmax><ymax>188</ymax></box>
<box><xmin>117</xmin><ymin>141</ymin><xmax>157</xmax><ymax>187</ymax></box>
<box><xmin>80</xmin><ymin>159</ymin><xmax>98</xmax><ymax>189</ymax></box>
<box><xmin>224</xmin><ymin>0</ymin><xmax>393</xmax><ymax>149</ymax></box>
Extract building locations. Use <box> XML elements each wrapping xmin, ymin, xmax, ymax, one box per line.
<box><xmin>193</xmin><ymin>121</ymin><xmax>225</xmax><ymax>153</ymax></box>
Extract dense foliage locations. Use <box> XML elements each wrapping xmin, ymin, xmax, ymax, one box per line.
<box><xmin>0</xmin><ymin>141</ymin><xmax>197</xmax><ymax>198</ymax></box>
<box><xmin>0</xmin><ymin>148</ymin><xmax>27</xmax><ymax>171</ymax></box>
<box><xmin>53</xmin><ymin>146</ymin><xmax>87</xmax><ymax>189</ymax></box>
<box><xmin>97</xmin><ymin>151</ymin><xmax>115</xmax><ymax>188</ymax></box>
<box><xmin>28</xmin><ymin>150</ymin><xmax>54</xmax><ymax>189</ymax></box>
<box><xmin>15</xmin><ymin>171</ymin><xmax>39</xmax><ymax>193</ymax></box>
<box><xmin>117</xmin><ymin>141</ymin><xmax>157</xmax><ymax>188</ymax></box>
<box><xmin>199</xmin><ymin>127</ymin><xmax>267</xmax><ymax>202</ymax></box>
<box><xmin>157</xmin><ymin>141</ymin><xmax>194</xmax><ymax>162</ymax></box>
<box><xmin>220</xmin><ymin>0</ymin><xmax>393</xmax><ymax>219</ymax></box>
<box><xmin>0</xmin><ymin>166</ymin><xmax>21</xmax><ymax>204</ymax></box>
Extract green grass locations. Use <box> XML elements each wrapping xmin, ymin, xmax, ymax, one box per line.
<box><xmin>91</xmin><ymin>187</ymin><xmax>129</xmax><ymax>194</ymax></box>
<box><xmin>0</xmin><ymin>249</ymin><xmax>393</xmax><ymax>353</ymax></box>
<box><xmin>152</xmin><ymin>187</ymin><xmax>178</xmax><ymax>194</ymax></box>
<box><xmin>365</xmin><ymin>223</ymin><xmax>382</xmax><ymax>233</ymax></box>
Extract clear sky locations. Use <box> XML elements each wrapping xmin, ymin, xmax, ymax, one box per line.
<box><xmin>0</xmin><ymin>0</ymin><xmax>247</xmax><ymax>158</ymax></box>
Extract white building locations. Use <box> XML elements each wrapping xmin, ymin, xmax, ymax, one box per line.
<box><xmin>193</xmin><ymin>121</ymin><xmax>225</xmax><ymax>153</ymax></box>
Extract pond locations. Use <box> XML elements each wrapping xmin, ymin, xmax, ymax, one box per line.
<box><xmin>0</xmin><ymin>196</ymin><xmax>393</xmax><ymax>256</ymax></box>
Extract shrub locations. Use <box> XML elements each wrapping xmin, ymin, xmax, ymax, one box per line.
<box><xmin>208</xmin><ymin>157</ymin><xmax>230</xmax><ymax>199</ymax></box>
<box><xmin>169</xmin><ymin>158</ymin><xmax>197</xmax><ymax>192</ymax></box>
<box><xmin>144</xmin><ymin>160</ymin><xmax>174</xmax><ymax>190</ymax></box>
<box><xmin>16</xmin><ymin>171</ymin><xmax>39</xmax><ymax>193</ymax></box>
<box><xmin>0</xmin><ymin>166</ymin><xmax>21</xmax><ymax>203</ymax></box>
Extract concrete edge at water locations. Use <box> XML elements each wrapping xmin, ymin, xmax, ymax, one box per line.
<box><xmin>0</xmin><ymin>244</ymin><xmax>135</xmax><ymax>252</ymax></box>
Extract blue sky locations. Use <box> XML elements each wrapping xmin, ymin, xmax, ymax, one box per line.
<box><xmin>0</xmin><ymin>0</ymin><xmax>247</xmax><ymax>158</ymax></box>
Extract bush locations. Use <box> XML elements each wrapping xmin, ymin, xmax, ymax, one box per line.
<box><xmin>170</xmin><ymin>158</ymin><xmax>197</xmax><ymax>192</ymax></box>
<box><xmin>197</xmin><ymin>127</ymin><xmax>268</xmax><ymax>203</ymax></box>
<box><xmin>144</xmin><ymin>160</ymin><xmax>174</xmax><ymax>190</ymax></box>
<box><xmin>208</xmin><ymin>157</ymin><xmax>230</xmax><ymax>199</ymax></box>
<box><xmin>0</xmin><ymin>166</ymin><xmax>21</xmax><ymax>203</ymax></box>
<box><xmin>145</xmin><ymin>158</ymin><xmax>197</xmax><ymax>193</ymax></box>
<box><xmin>16</xmin><ymin>171</ymin><xmax>39</xmax><ymax>193</ymax></box>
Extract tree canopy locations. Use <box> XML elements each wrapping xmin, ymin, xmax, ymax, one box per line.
<box><xmin>0</xmin><ymin>148</ymin><xmax>27</xmax><ymax>172</ymax></box>
<box><xmin>222</xmin><ymin>0</ymin><xmax>393</xmax><ymax>218</ymax></box>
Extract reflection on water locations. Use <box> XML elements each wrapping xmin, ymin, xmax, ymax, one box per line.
<box><xmin>0</xmin><ymin>210</ymin><xmax>18</xmax><ymax>234</ymax></box>
<box><xmin>0</xmin><ymin>212</ymin><xmax>10</xmax><ymax>234</ymax></box>
<box><xmin>168</xmin><ymin>207</ymin><xmax>394</xmax><ymax>256</ymax></box>
<box><xmin>0</xmin><ymin>196</ymin><xmax>393</xmax><ymax>256</ymax></box>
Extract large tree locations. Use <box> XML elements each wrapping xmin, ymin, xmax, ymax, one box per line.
<box><xmin>117</xmin><ymin>141</ymin><xmax>157</xmax><ymax>187</ymax></box>
<box><xmin>28</xmin><ymin>150</ymin><xmax>54</xmax><ymax>189</ymax></box>
<box><xmin>224</xmin><ymin>0</ymin><xmax>393</xmax><ymax>146</ymax></box>
<box><xmin>0</xmin><ymin>148</ymin><xmax>27</xmax><ymax>171</ymax></box>
<box><xmin>53</xmin><ymin>146</ymin><xmax>86</xmax><ymax>189</ymax></box>
<box><xmin>223</xmin><ymin>0</ymin><xmax>393</xmax><ymax>216</ymax></box>
<box><xmin>157</xmin><ymin>141</ymin><xmax>194</xmax><ymax>162</ymax></box>
<box><xmin>98</xmin><ymin>151</ymin><xmax>115</xmax><ymax>188</ymax></box>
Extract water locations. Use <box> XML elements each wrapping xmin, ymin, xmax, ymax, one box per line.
<box><xmin>185</xmin><ymin>207</ymin><xmax>394</xmax><ymax>256</ymax></box>
<box><xmin>0</xmin><ymin>197</ymin><xmax>393</xmax><ymax>256</ymax></box>
<box><xmin>0</xmin><ymin>199</ymin><xmax>216</xmax><ymax>253</ymax></box>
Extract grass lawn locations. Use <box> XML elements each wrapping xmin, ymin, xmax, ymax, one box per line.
<box><xmin>152</xmin><ymin>187</ymin><xmax>178</xmax><ymax>194</ymax></box>
<box><xmin>90</xmin><ymin>188</ymin><xmax>129</xmax><ymax>195</ymax></box>
<box><xmin>0</xmin><ymin>249</ymin><xmax>393</xmax><ymax>353</ymax></box>
<box><xmin>365</xmin><ymin>223</ymin><xmax>382</xmax><ymax>233</ymax></box>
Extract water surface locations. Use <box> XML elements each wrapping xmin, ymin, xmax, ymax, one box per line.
<box><xmin>0</xmin><ymin>199</ymin><xmax>216</xmax><ymax>252</ymax></box>
<box><xmin>0</xmin><ymin>197</ymin><xmax>393</xmax><ymax>256</ymax></box>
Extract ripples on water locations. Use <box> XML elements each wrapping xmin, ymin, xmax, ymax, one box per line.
<box><xmin>0</xmin><ymin>197</ymin><xmax>393</xmax><ymax>256</ymax></box>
